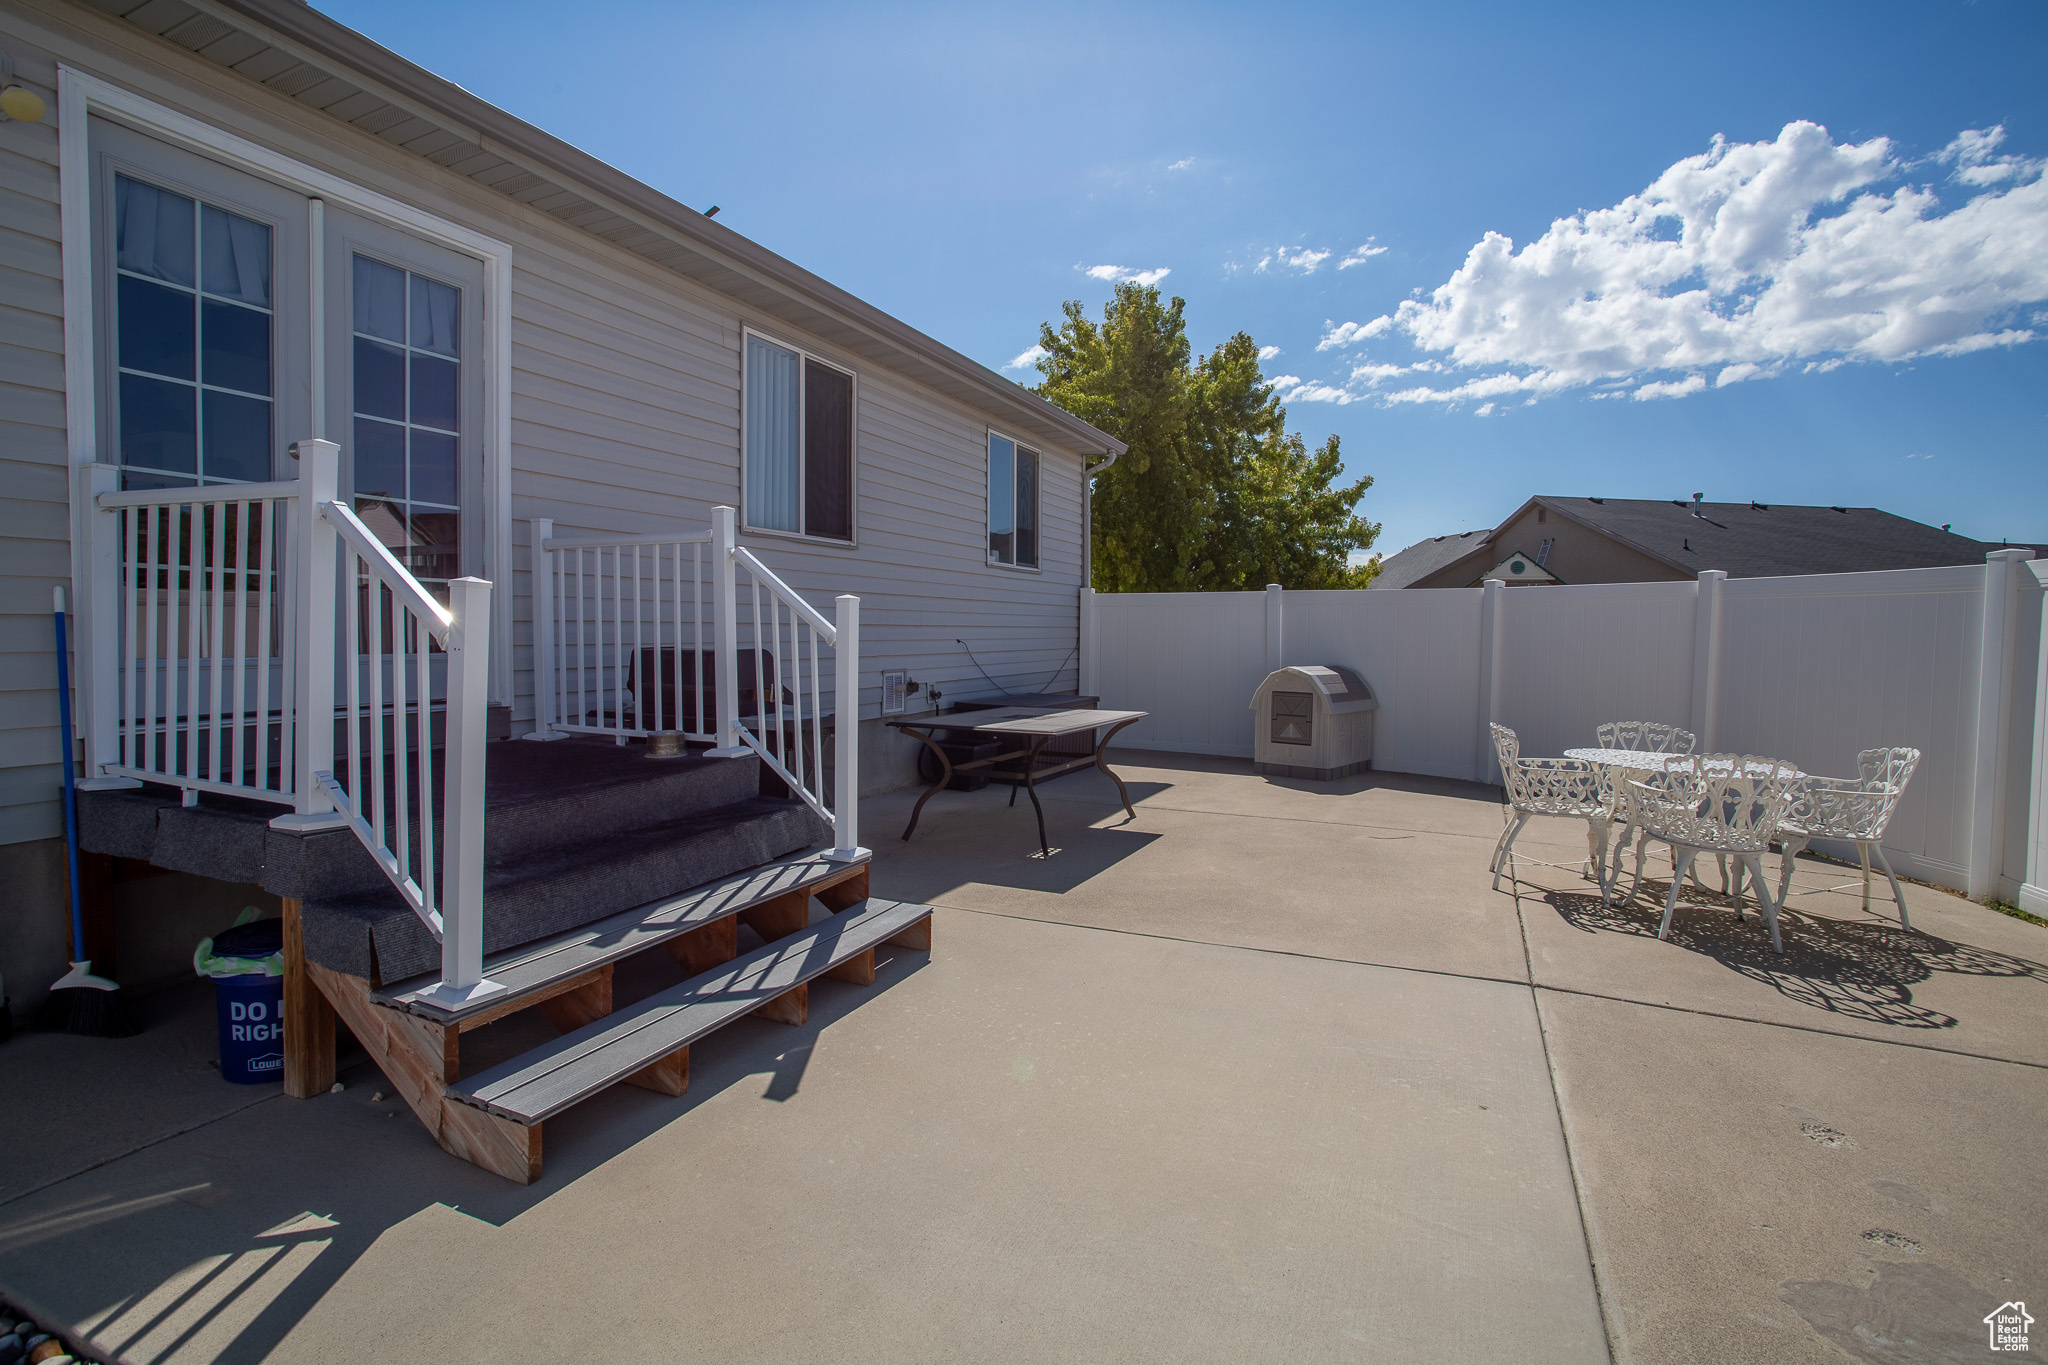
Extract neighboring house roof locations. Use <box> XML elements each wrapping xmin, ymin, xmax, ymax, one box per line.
<box><xmin>1524</xmin><ymin>496</ymin><xmax>2027</xmax><ymax>578</ymax></box>
<box><xmin>107</xmin><ymin>0</ymin><xmax>1124</xmax><ymax>461</ymax></box>
<box><xmin>1368</xmin><ymin>529</ymin><xmax>1493</xmax><ymax>587</ymax></box>
<box><xmin>1388</xmin><ymin>497</ymin><xmax>2032</xmax><ymax>586</ymax></box>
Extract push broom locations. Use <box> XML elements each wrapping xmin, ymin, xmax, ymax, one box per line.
<box><xmin>37</xmin><ymin>586</ymin><xmax>136</xmax><ymax>1038</ymax></box>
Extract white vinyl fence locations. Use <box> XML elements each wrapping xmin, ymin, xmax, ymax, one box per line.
<box><xmin>1082</xmin><ymin>552</ymin><xmax>2048</xmax><ymax>908</ymax></box>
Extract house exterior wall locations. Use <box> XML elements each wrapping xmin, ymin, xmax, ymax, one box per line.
<box><xmin>1412</xmin><ymin>505</ymin><xmax>1685</xmax><ymax>587</ymax></box>
<box><xmin>0</xmin><ymin>0</ymin><xmax>1087</xmax><ymax>853</ymax></box>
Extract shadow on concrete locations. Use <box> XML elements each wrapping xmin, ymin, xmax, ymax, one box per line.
<box><xmin>1253</xmin><ymin>767</ymin><xmax>1504</xmax><ymax>805</ymax></box>
<box><xmin>0</xmin><ymin>948</ymin><xmax>929</xmax><ymax>1365</ymax></box>
<box><xmin>1067</xmin><ymin>748</ymin><xmax>1505</xmax><ymax>809</ymax></box>
<box><xmin>871</xmin><ymin>819</ymin><xmax>1163</xmax><ymax>901</ymax></box>
<box><xmin>1539</xmin><ymin>881</ymin><xmax>2046</xmax><ymax>1031</ymax></box>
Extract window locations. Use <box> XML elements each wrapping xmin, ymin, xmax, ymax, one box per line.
<box><xmin>744</xmin><ymin>333</ymin><xmax>853</xmax><ymax>541</ymax></box>
<box><xmin>987</xmin><ymin>431</ymin><xmax>1039</xmax><ymax>568</ymax></box>
<box><xmin>350</xmin><ymin>255</ymin><xmax>464</xmax><ymax>587</ymax></box>
<box><xmin>112</xmin><ymin>175</ymin><xmax>274</xmax><ymax>489</ymax></box>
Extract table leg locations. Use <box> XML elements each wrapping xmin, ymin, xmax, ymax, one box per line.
<box><xmin>900</xmin><ymin>727</ymin><xmax>954</xmax><ymax>842</ymax></box>
<box><xmin>1095</xmin><ymin>718</ymin><xmax>1141</xmax><ymax>819</ymax></box>
<box><xmin>1023</xmin><ymin>734</ymin><xmax>1051</xmax><ymax>856</ymax></box>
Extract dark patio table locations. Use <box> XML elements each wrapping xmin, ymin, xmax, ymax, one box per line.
<box><xmin>885</xmin><ymin>707</ymin><xmax>1148</xmax><ymax>856</ymax></box>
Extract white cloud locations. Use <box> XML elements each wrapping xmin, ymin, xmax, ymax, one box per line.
<box><xmin>1257</xmin><ymin>344</ymin><xmax>1282</xmax><ymax>360</ymax></box>
<box><xmin>1349</xmin><ymin>362</ymin><xmax>1409</xmax><ymax>385</ymax></box>
<box><xmin>1475</xmin><ymin>402</ymin><xmax>1496</xmax><ymax>416</ymax></box>
<box><xmin>1632</xmin><ymin>374</ymin><xmax>1707</xmax><ymax>400</ymax></box>
<box><xmin>1937</xmin><ymin>125</ymin><xmax>2043</xmax><ymax>186</ymax></box>
<box><xmin>1270</xmin><ymin>376</ymin><xmax>1358</xmax><ymax>404</ymax></box>
<box><xmin>1083</xmin><ymin>264</ymin><xmax>1172</xmax><ymax>287</ymax></box>
<box><xmin>1256</xmin><ymin>246</ymin><xmax>1333</xmax><ymax>274</ymax></box>
<box><xmin>1338</xmin><ymin>242</ymin><xmax>1388</xmax><ymax>268</ymax></box>
<box><xmin>1004</xmin><ymin>344</ymin><xmax>1048</xmax><ymax>371</ymax></box>
<box><xmin>1316</xmin><ymin>316</ymin><xmax>1395</xmax><ymax>350</ymax></box>
<box><xmin>1168</xmin><ymin>157</ymin><xmax>1195</xmax><ymax>171</ymax></box>
<box><xmin>1375</xmin><ymin>120</ymin><xmax>2048</xmax><ymax>406</ymax></box>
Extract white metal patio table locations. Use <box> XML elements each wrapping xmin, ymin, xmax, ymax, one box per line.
<box><xmin>1564</xmin><ymin>749</ymin><xmax>1804</xmax><ymax>898</ymax></box>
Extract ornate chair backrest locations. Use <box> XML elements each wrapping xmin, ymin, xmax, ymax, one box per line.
<box><xmin>1595</xmin><ymin>720</ymin><xmax>1697</xmax><ymax>754</ymax></box>
<box><xmin>1631</xmin><ymin>754</ymin><xmax>1796</xmax><ymax>853</ymax></box>
<box><xmin>1490</xmin><ymin>723</ymin><xmax>1524</xmax><ymax>803</ymax></box>
<box><xmin>1788</xmin><ymin>746</ymin><xmax>1919</xmax><ymax>839</ymax></box>
<box><xmin>1859</xmin><ymin>746</ymin><xmax>1921</xmax><ymax>796</ymax></box>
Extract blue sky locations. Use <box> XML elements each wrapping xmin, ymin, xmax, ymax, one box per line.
<box><xmin>321</xmin><ymin>0</ymin><xmax>2048</xmax><ymax>556</ymax></box>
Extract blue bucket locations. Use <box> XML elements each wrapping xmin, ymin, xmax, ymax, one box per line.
<box><xmin>205</xmin><ymin>918</ymin><xmax>286</xmax><ymax>1085</ymax></box>
<box><xmin>213</xmin><ymin>974</ymin><xmax>285</xmax><ymax>1083</ymax></box>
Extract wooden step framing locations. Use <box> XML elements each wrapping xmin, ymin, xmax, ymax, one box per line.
<box><xmin>279</xmin><ymin>852</ymin><xmax>926</xmax><ymax>1184</ymax></box>
<box><xmin>374</xmin><ymin>852</ymin><xmax>873</xmax><ymax>1022</ymax></box>
<box><xmin>449</xmin><ymin>897</ymin><xmax>934</xmax><ymax>1125</ymax></box>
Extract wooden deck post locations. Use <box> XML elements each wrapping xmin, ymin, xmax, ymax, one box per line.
<box><xmin>753</xmin><ymin>983</ymin><xmax>808</xmax><ymax>1026</ymax></box>
<box><xmin>741</xmin><ymin>887</ymin><xmax>811</xmax><ymax>942</ymax></box>
<box><xmin>667</xmin><ymin>917</ymin><xmax>737</xmax><ymax>976</ymax></box>
<box><xmin>282</xmin><ymin>897</ymin><xmax>336</xmax><ymax>1098</ymax></box>
<box><xmin>814</xmin><ymin>863</ymin><xmax>869</xmax><ymax>914</ymax></box>
<box><xmin>823</xmin><ymin>947</ymin><xmax>875</xmax><ymax>986</ymax></box>
<box><xmin>886</xmin><ymin>917</ymin><xmax>933</xmax><ymax>952</ymax></box>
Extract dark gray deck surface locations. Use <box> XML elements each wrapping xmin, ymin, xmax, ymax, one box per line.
<box><xmin>373</xmin><ymin>851</ymin><xmax>869</xmax><ymax>1022</ymax></box>
<box><xmin>447</xmin><ymin>897</ymin><xmax>931</xmax><ymax>1124</ymax></box>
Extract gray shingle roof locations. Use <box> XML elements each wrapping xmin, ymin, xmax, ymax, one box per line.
<box><xmin>1538</xmin><ymin>498</ymin><xmax>2024</xmax><ymax>578</ymax></box>
<box><xmin>1368</xmin><ymin>529</ymin><xmax>1494</xmax><ymax>588</ymax></box>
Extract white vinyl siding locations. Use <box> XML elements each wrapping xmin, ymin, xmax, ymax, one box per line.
<box><xmin>0</xmin><ymin>8</ymin><xmax>1090</xmax><ymax>840</ymax></box>
<box><xmin>0</xmin><ymin>30</ymin><xmax>71</xmax><ymax>842</ymax></box>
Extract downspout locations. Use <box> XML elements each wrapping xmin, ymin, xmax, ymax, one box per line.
<box><xmin>1083</xmin><ymin>447</ymin><xmax>1119</xmax><ymax>590</ymax></box>
<box><xmin>1079</xmin><ymin>446</ymin><xmax>1119</xmax><ymax>700</ymax></box>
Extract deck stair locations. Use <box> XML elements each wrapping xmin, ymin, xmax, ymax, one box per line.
<box><xmin>295</xmin><ymin>836</ymin><xmax>929</xmax><ymax>1185</ymax></box>
<box><xmin>449</xmin><ymin>897</ymin><xmax>932</xmax><ymax>1124</ymax></box>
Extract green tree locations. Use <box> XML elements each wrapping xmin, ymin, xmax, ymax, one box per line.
<box><xmin>1034</xmin><ymin>282</ymin><xmax>1380</xmax><ymax>592</ymax></box>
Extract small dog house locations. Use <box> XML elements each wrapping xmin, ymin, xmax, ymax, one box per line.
<box><xmin>1250</xmin><ymin>665</ymin><xmax>1377</xmax><ymax>779</ymax></box>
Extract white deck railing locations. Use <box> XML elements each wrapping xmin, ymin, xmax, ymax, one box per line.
<box><xmin>531</xmin><ymin>519</ymin><xmax>716</xmax><ymax>742</ymax></box>
<box><xmin>83</xmin><ymin>440</ymin><xmax>499</xmax><ymax>1006</ymax></box>
<box><xmin>533</xmin><ymin>505</ymin><xmax>865</xmax><ymax>862</ymax></box>
<box><xmin>89</xmin><ymin>472</ymin><xmax>300</xmax><ymax>803</ymax></box>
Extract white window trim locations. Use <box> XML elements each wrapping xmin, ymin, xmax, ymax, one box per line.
<box><xmin>58</xmin><ymin>66</ymin><xmax>517</xmax><ymax>705</ymax></box>
<box><xmin>738</xmin><ymin>325</ymin><xmax>859</xmax><ymax>548</ymax></box>
<box><xmin>985</xmin><ymin>426</ymin><xmax>1043</xmax><ymax>574</ymax></box>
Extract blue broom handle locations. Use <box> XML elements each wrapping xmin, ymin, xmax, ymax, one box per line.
<box><xmin>54</xmin><ymin>586</ymin><xmax>85</xmax><ymax>963</ymax></box>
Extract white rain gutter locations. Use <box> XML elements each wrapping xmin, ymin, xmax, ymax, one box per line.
<box><xmin>1082</xmin><ymin>448</ymin><xmax>1120</xmax><ymax>591</ymax></box>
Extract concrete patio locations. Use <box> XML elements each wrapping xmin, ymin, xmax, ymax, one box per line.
<box><xmin>1</xmin><ymin>751</ymin><xmax>2042</xmax><ymax>1363</ymax></box>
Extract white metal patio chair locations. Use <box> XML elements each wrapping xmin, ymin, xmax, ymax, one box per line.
<box><xmin>1489</xmin><ymin>724</ymin><xmax>1612</xmax><ymax>892</ymax></box>
<box><xmin>1774</xmin><ymin>746</ymin><xmax>1920</xmax><ymax>929</ymax></box>
<box><xmin>1594</xmin><ymin>720</ymin><xmax>1697</xmax><ymax>892</ymax></box>
<box><xmin>1594</xmin><ymin>720</ymin><xmax>1697</xmax><ymax>755</ymax></box>
<box><xmin>1616</xmin><ymin>755</ymin><xmax>1799</xmax><ymax>953</ymax></box>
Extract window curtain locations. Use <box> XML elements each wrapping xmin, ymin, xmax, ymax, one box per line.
<box><xmin>353</xmin><ymin>256</ymin><xmax>406</xmax><ymax>341</ymax></box>
<box><xmin>747</xmin><ymin>336</ymin><xmax>801</xmax><ymax>532</ymax></box>
<box><xmin>1015</xmin><ymin>444</ymin><xmax>1039</xmax><ymax>567</ymax></box>
<box><xmin>987</xmin><ymin>434</ymin><xmax>1014</xmax><ymax>563</ymax></box>
<box><xmin>116</xmin><ymin>177</ymin><xmax>195</xmax><ymax>285</ymax></box>
<box><xmin>803</xmin><ymin>359</ymin><xmax>852</xmax><ymax>540</ymax></box>
<box><xmin>411</xmin><ymin>274</ymin><xmax>460</xmax><ymax>356</ymax></box>
<box><xmin>201</xmin><ymin>205</ymin><xmax>271</xmax><ymax>307</ymax></box>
